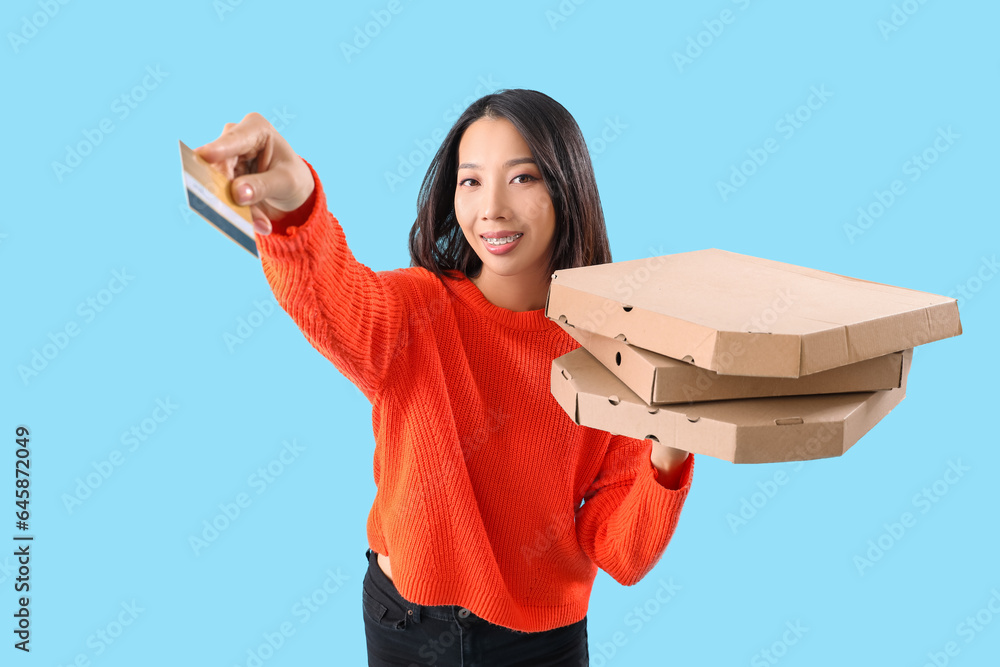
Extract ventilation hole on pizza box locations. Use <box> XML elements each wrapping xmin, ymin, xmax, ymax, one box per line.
<box><xmin>560</xmin><ymin>369</ymin><xmax>573</xmax><ymax>381</ymax></box>
<box><xmin>774</xmin><ymin>417</ymin><xmax>804</xmax><ymax>426</ymax></box>
<box><xmin>686</xmin><ymin>416</ymin><xmax>700</xmax><ymax>423</ymax></box>
<box><xmin>645</xmin><ymin>435</ymin><xmax>659</xmax><ymax>443</ymax></box>
<box><xmin>647</xmin><ymin>407</ymin><xmax>659</xmax><ymax>415</ymax></box>
<box><xmin>622</xmin><ymin>304</ymin><xmax>633</xmax><ymax>312</ymax></box>
<box><xmin>557</xmin><ymin>315</ymin><xmax>568</xmax><ymax>324</ymax></box>
<box><xmin>681</xmin><ymin>355</ymin><xmax>695</xmax><ymax>364</ymax></box>
<box><xmin>615</xmin><ymin>352</ymin><xmax>622</xmax><ymax>366</ymax></box>
<box><xmin>608</xmin><ymin>395</ymin><xmax>621</xmax><ymax>406</ymax></box>
<box><xmin>614</xmin><ymin>333</ymin><xmax>627</xmax><ymax>342</ymax></box>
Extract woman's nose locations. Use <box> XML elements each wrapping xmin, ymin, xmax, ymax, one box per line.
<box><xmin>481</xmin><ymin>182</ymin><xmax>511</xmax><ymax>221</ymax></box>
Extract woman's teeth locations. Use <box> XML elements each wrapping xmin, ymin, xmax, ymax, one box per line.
<box><xmin>484</xmin><ymin>233</ymin><xmax>523</xmax><ymax>246</ymax></box>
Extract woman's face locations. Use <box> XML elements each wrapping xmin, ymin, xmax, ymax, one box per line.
<box><xmin>454</xmin><ymin>117</ymin><xmax>557</xmax><ymax>285</ymax></box>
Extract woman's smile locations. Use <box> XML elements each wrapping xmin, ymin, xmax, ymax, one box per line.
<box><xmin>480</xmin><ymin>231</ymin><xmax>524</xmax><ymax>253</ymax></box>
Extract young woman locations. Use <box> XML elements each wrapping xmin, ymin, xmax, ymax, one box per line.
<box><xmin>196</xmin><ymin>89</ymin><xmax>694</xmax><ymax>666</ymax></box>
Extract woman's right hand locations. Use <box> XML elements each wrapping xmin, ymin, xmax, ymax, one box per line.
<box><xmin>194</xmin><ymin>112</ymin><xmax>315</xmax><ymax>235</ymax></box>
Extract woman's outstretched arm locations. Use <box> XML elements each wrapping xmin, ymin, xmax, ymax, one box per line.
<box><xmin>195</xmin><ymin>113</ymin><xmax>408</xmax><ymax>399</ymax></box>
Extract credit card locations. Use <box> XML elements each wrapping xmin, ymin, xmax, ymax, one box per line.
<box><xmin>179</xmin><ymin>140</ymin><xmax>257</xmax><ymax>257</ymax></box>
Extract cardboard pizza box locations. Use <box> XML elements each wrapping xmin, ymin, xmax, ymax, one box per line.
<box><xmin>550</xmin><ymin>346</ymin><xmax>913</xmax><ymax>464</ymax></box>
<box><xmin>545</xmin><ymin>248</ymin><xmax>959</xmax><ymax>378</ymax></box>
<box><xmin>556</xmin><ymin>320</ymin><xmax>905</xmax><ymax>404</ymax></box>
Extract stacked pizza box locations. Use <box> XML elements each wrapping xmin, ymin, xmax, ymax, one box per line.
<box><xmin>545</xmin><ymin>249</ymin><xmax>962</xmax><ymax>464</ymax></box>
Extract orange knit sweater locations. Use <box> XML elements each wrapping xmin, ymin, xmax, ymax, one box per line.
<box><xmin>255</xmin><ymin>158</ymin><xmax>695</xmax><ymax>633</ymax></box>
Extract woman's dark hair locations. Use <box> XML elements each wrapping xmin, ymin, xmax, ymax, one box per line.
<box><xmin>408</xmin><ymin>89</ymin><xmax>612</xmax><ymax>281</ymax></box>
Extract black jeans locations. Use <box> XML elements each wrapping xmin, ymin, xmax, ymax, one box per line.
<box><xmin>363</xmin><ymin>548</ymin><xmax>589</xmax><ymax>666</ymax></box>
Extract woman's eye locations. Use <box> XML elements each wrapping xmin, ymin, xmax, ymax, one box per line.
<box><xmin>459</xmin><ymin>174</ymin><xmax>537</xmax><ymax>187</ymax></box>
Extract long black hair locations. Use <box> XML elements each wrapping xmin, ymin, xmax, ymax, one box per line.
<box><xmin>408</xmin><ymin>89</ymin><xmax>612</xmax><ymax>281</ymax></box>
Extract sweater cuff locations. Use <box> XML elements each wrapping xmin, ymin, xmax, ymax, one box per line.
<box><xmin>265</xmin><ymin>157</ymin><xmax>319</xmax><ymax>237</ymax></box>
<box><xmin>649</xmin><ymin>449</ymin><xmax>694</xmax><ymax>492</ymax></box>
<box><xmin>253</xmin><ymin>158</ymin><xmax>330</xmax><ymax>263</ymax></box>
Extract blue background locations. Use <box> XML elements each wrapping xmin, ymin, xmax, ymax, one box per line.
<box><xmin>5</xmin><ymin>1</ymin><xmax>998</xmax><ymax>665</ymax></box>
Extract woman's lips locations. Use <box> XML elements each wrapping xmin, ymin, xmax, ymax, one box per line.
<box><xmin>481</xmin><ymin>232</ymin><xmax>523</xmax><ymax>255</ymax></box>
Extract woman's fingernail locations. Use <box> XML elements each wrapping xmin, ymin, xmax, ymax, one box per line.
<box><xmin>254</xmin><ymin>218</ymin><xmax>272</xmax><ymax>235</ymax></box>
<box><xmin>237</xmin><ymin>183</ymin><xmax>254</xmax><ymax>203</ymax></box>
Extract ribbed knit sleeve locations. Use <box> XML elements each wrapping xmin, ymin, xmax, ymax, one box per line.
<box><xmin>253</xmin><ymin>158</ymin><xmax>406</xmax><ymax>400</ymax></box>
<box><xmin>575</xmin><ymin>436</ymin><xmax>694</xmax><ymax>586</ymax></box>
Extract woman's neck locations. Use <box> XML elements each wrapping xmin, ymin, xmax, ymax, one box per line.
<box><xmin>470</xmin><ymin>267</ymin><xmax>551</xmax><ymax>312</ymax></box>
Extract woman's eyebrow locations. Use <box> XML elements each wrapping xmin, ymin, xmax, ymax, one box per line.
<box><xmin>458</xmin><ymin>157</ymin><xmax>536</xmax><ymax>170</ymax></box>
